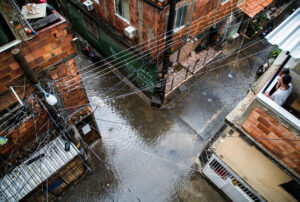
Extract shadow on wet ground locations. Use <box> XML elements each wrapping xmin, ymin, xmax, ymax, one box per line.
<box><xmin>58</xmin><ymin>3</ymin><xmax>299</xmax><ymax>200</ymax></box>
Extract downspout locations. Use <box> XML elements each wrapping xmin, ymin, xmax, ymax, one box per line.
<box><xmin>211</xmin><ymin>0</ymin><xmax>222</xmax><ymax>27</ymax></box>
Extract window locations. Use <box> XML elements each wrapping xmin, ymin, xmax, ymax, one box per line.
<box><xmin>114</xmin><ymin>0</ymin><xmax>130</xmax><ymax>23</ymax></box>
<box><xmin>174</xmin><ymin>4</ymin><xmax>188</xmax><ymax>30</ymax></box>
<box><xmin>166</xmin><ymin>4</ymin><xmax>188</xmax><ymax>33</ymax></box>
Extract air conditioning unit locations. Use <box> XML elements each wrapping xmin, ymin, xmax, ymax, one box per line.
<box><xmin>83</xmin><ymin>0</ymin><xmax>94</xmax><ymax>11</ymax></box>
<box><xmin>124</xmin><ymin>26</ymin><xmax>137</xmax><ymax>39</ymax></box>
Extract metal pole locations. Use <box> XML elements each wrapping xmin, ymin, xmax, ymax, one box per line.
<box><xmin>203</xmin><ymin>50</ymin><xmax>209</xmax><ymax>65</ymax></box>
<box><xmin>185</xmin><ymin>66</ymin><xmax>189</xmax><ymax>79</ymax></box>
<box><xmin>11</xmin><ymin>48</ymin><xmax>38</xmax><ymax>84</ymax></box>
<box><xmin>9</xmin><ymin>86</ymin><xmax>24</xmax><ymax>106</ymax></box>
<box><xmin>159</xmin><ymin>0</ymin><xmax>177</xmax><ymax>104</ymax></box>
<box><xmin>170</xmin><ymin>76</ymin><xmax>175</xmax><ymax>91</ymax></box>
<box><xmin>193</xmin><ymin>59</ymin><xmax>200</xmax><ymax>73</ymax></box>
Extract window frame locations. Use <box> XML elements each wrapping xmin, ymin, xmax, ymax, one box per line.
<box><xmin>165</xmin><ymin>3</ymin><xmax>189</xmax><ymax>35</ymax></box>
<box><xmin>114</xmin><ymin>0</ymin><xmax>130</xmax><ymax>24</ymax></box>
<box><xmin>173</xmin><ymin>4</ymin><xmax>188</xmax><ymax>32</ymax></box>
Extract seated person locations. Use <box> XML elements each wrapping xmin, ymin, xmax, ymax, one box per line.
<box><xmin>265</xmin><ymin>74</ymin><xmax>292</xmax><ymax>106</ymax></box>
<box><xmin>269</xmin><ymin>68</ymin><xmax>290</xmax><ymax>95</ymax></box>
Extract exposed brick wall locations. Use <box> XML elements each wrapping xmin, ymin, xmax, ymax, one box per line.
<box><xmin>0</xmin><ymin>18</ymin><xmax>75</xmax><ymax>112</ymax></box>
<box><xmin>0</xmin><ymin>98</ymin><xmax>49</xmax><ymax>158</ymax></box>
<box><xmin>50</xmin><ymin>58</ymin><xmax>89</xmax><ymax>112</ymax></box>
<box><xmin>242</xmin><ymin>107</ymin><xmax>300</xmax><ymax>175</ymax></box>
<box><xmin>0</xmin><ymin>11</ymin><xmax>99</xmax><ymax>168</ymax></box>
<box><xmin>90</xmin><ymin>0</ymin><xmax>236</xmax><ymax>57</ymax></box>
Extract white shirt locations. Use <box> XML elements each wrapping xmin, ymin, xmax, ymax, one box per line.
<box><xmin>271</xmin><ymin>84</ymin><xmax>293</xmax><ymax>106</ymax></box>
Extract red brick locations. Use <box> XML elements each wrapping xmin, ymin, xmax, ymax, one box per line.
<box><xmin>295</xmin><ymin>144</ymin><xmax>300</xmax><ymax>152</ymax></box>
<box><xmin>260</xmin><ymin>139</ymin><xmax>275</xmax><ymax>152</ymax></box>
<box><xmin>44</xmin><ymin>53</ymin><xmax>52</xmax><ymax>61</ymax></box>
<box><xmin>48</xmin><ymin>35</ymin><xmax>56</xmax><ymax>44</ymax></box>
<box><xmin>282</xmin><ymin>157</ymin><xmax>297</xmax><ymax>169</ymax></box>
<box><xmin>50</xmin><ymin>26</ymin><xmax>58</xmax><ymax>35</ymax></box>
<box><xmin>58</xmin><ymin>22</ymin><xmax>68</xmax><ymax>31</ymax></box>
<box><xmin>37</xmin><ymin>29</ymin><xmax>51</xmax><ymax>40</ymax></box>
<box><xmin>257</xmin><ymin>116</ymin><xmax>271</xmax><ymax>128</ymax></box>
<box><xmin>32</xmin><ymin>49</ymin><xmax>46</xmax><ymax>59</ymax></box>
<box><xmin>36</xmin><ymin>56</ymin><xmax>45</xmax><ymax>64</ymax></box>
<box><xmin>51</xmin><ymin>73</ymin><xmax>58</xmax><ymax>80</ymax></box>
<box><xmin>66</xmin><ymin>47</ymin><xmax>76</xmax><ymax>56</ymax></box>
<box><xmin>64</xmin><ymin>35</ymin><xmax>73</xmax><ymax>43</ymax></box>
<box><xmin>294</xmin><ymin>166</ymin><xmax>300</xmax><ymax>174</ymax></box>
<box><xmin>290</xmin><ymin>152</ymin><xmax>300</xmax><ymax>166</ymax></box>
<box><xmin>0</xmin><ymin>86</ymin><xmax>8</xmax><ymax>94</ymax></box>
<box><xmin>0</xmin><ymin>66</ymin><xmax>10</xmax><ymax>75</ymax></box>
<box><xmin>25</xmin><ymin>54</ymin><xmax>35</xmax><ymax>63</ymax></box>
<box><xmin>257</xmin><ymin>123</ymin><xmax>270</xmax><ymax>135</ymax></box>
<box><xmin>30</xmin><ymin>39</ymin><xmax>48</xmax><ymax>52</ymax></box>
<box><xmin>9</xmin><ymin>62</ymin><xmax>20</xmax><ymax>70</ymax></box>
<box><xmin>56</xmin><ymin>30</ymin><xmax>67</xmax><ymax>38</ymax></box>
<box><xmin>10</xmin><ymin>68</ymin><xmax>23</xmax><ymax>78</ymax></box>
<box><xmin>43</xmin><ymin>44</ymin><xmax>52</xmax><ymax>52</ymax></box>
<box><xmin>242</xmin><ymin>120</ymin><xmax>252</xmax><ymax>134</ymax></box>
<box><xmin>21</xmin><ymin>47</ymin><xmax>31</xmax><ymax>55</ymax></box>
<box><xmin>0</xmin><ymin>75</ymin><xmax>12</xmax><ymax>85</ymax></box>
<box><xmin>1</xmin><ymin>56</ymin><xmax>15</xmax><ymax>67</ymax></box>
<box><xmin>53</xmin><ymin>48</ymin><xmax>62</xmax><ymax>56</ymax></box>
<box><xmin>48</xmin><ymin>55</ymin><xmax>60</xmax><ymax>65</ymax></box>
<box><xmin>280</xmin><ymin>142</ymin><xmax>295</xmax><ymax>155</ymax></box>
<box><xmin>269</xmin><ymin>125</ymin><xmax>282</xmax><ymax>137</ymax></box>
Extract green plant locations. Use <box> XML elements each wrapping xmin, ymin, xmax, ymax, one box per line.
<box><xmin>270</xmin><ymin>49</ymin><xmax>282</xmax><ymax>58</ymax></box>
<box><xmin>257</xmin><ymin>13</ymin><xmax>267</xmax><ymax>23</ymax></box>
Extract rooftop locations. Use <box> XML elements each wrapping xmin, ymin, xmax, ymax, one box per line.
<box><xmin>0</xmin><ymin>0</ymin><xmax>66</xmax><ymax>52</ymax></box>
<box><xmin>238</xmin><ymin>0</ymin><xmax>273</xmax><ymax>18</ymax></box>
<box><xmin>212</xmin><ymin>131</ymin><xmax>297</xmax><ymax>202</ymax></box>
<box><xmin>0</xmin><ymin>137</ymin><xmax>79</xmax><ymax>201</ymax></box>
<box><xmin>266</xmin><ymin>7</ymin><xmax>300</xmax><ymax>59</ymax></box>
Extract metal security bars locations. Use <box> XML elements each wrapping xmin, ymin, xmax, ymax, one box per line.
<box><xmin>201</xmin><ymin>152</ymin><xmax>264</xmax><ymax>202</ymax></box>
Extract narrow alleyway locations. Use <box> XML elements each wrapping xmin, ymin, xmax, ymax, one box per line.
<box><xmin>57</xmin><ymin>3</ymin><xmax>299</xmax><ymax>200</ymax></box>
<box><xmin>58</xmin><ymin>38</ymin><xmax>272</xmax><ymax>202</ymax></box>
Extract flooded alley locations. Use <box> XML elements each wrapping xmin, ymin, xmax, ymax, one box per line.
<box><xmin>58</xmin><ymin>35</ymin><xmax>273</xmax><ymax>202</ymax></box>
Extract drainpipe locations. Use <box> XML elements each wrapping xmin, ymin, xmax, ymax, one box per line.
<box><xmin>11</xmin><ymin>48</ymin><xmax>38</xmax><ymax>84</ymax></box>
<box><xmin>154</xmin><ymin>0</ymin><xmax>177</xmax><ymax>106</ymax></box>
<box><xmin>211</xmin><ymin>0</ymin><xmax>222</xmax><ymax>27</ymax></box>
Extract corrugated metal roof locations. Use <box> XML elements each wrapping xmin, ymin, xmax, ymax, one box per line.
<box><xmin>0</xmin><ymin>137</ymin><xmax>79</xmax><ymax>201</ymax></box>
<box><xmin>266</xmin><ymin>7</ymin><xmax>300</xmax><ymax>59</ymax></box>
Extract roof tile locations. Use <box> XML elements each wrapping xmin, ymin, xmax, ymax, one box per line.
<box><xmin>238</xmin><ymin>0</ymin><xmax>273</xmax><ymax>18</ymax></box>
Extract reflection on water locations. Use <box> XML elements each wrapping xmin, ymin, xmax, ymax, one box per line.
<box><xmin>60</xmin><ymin>38</ymin><xmax>273</xmax><ymax>201</ymax></box>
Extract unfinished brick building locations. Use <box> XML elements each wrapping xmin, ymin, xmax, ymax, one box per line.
<box><xmin>0</xmin><ymin>1</ymin><xmax>100</xmax><ymax>200</ymax></box>
<box><xmin>54</xmin><ymin>0</ymin><xmax>265</xmax><ymax>106</ymax></box>
<box><xmin>198</xmin><ymin>9</ymin><xmax>300</xmax><ymax>201</ymax></box>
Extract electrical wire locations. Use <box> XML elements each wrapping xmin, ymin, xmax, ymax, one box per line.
<box><xmin>54</xmin><ymin>0</ymin><xmax>241</xmax><ymax>84</ymax></box>
<box><xmin>55</xmin><ymin>0</ymin><xmax>264</xmax><ymax>87</ymax></box>
<box><xmin>56</xmin><ymin>12</ymin><xmax>268</xmax><ymax>94</ymax></box>
<box><xmin>57</xmin><ymin>36</ymin><xmax>267</xmax><ymax>105</ymax></box>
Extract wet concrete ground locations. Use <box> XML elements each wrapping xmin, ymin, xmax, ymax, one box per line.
<box><xmin>58</xmin><ymin>4</ymin><xmax>299</xmax><ymax>200</ymax></box>
<box><xmin>58</xmin><ymin>38</ymin><xmax>272</xmax><ymax>202</ymax></box>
